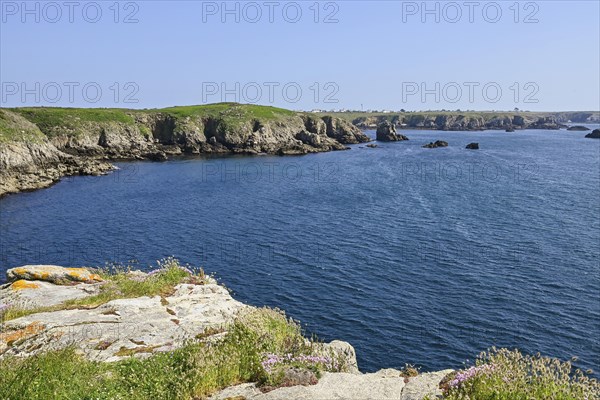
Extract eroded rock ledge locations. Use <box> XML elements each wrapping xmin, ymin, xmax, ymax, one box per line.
<box><xmin>0</xmin><ymin>265</ymin><xmax>450</xmax><ymax>400</ymax></box>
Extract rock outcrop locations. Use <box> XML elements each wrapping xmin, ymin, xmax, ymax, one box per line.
<box><xmin>376</xmin><ymin>121</ymin><xmax>408</xmax><ymax>142</ymax></box>
<box><xmin>209</xmin><ymin>369</ymin><xmax>454</xmax><ymax>400</ymax></box>
<box><xmin>0</xmin><ymin>265</ymin><xmax>453</xmax><ymax>399</ymax></box>
<box><xmin>1</xmin><ymin>282</ymin><xmax>247</xmax><ymax>361</ymax></box>
<box><xmin>422</xmin><ymin>140</ymin><xmax>448</xmax><ymax>149</ymax></box>
<box><xmin>466</xmin><ymin>143</ymin><xmax>479</xmax><ymax>150</ymax></box>
<box><xmin>566</xmin><ymin>125</ymin><xmax>590</xmax><ymax>131</ymax></box>
<box><xmin>7</xmin><ymin>265</ymin><xmax>103</xmax><ymax>285</ymax></box>
<box><xmin>585</xmin><ymin>129</ymin><xmax>600</xmax><ymax>139</ymax></box>
<box><xmin>0</xmin><ymin>267</ymin><xmax>356</xmax><ymax>369</ymax></box>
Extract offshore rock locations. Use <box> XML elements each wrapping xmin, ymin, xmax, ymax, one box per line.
<box><xmin>376</xmin><ymin>121</ymin><xmax>408</xmax><ymax>142</ymax></box>
<box><xmin>422</xmin><ymin>140</ymin><xmax>448</xmax><ymax>149</ymax></box>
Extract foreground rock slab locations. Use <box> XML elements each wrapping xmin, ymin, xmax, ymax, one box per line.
<box><xmin>209</xmin><ymin>369</ymin><xmax>453</xmax><ymax>400</ymax></box>
<box><xmin>2</xmin><ymin>279</ymin><xmax>102</xmax><ymax>309</ymax></box>
<box><xmin>0</xmin><ymin>283</ymin><xmax>248</xmax><ymax>361</ymax></box>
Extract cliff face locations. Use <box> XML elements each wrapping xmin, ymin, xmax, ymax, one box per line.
<box><xmin>0</xmin><ymin>104</ymin><xmax>370</xmax><ymax>196</ymax></box>
<box><xmin>0</xmin><ymin>110</ymin><xmax>113</xmax><ymax>196</ymax></box>
<box><xmin>13</xmin><ymin>106</ymin><xmax>369</xmax><ymax>158</ymax></box>
<box><xmin>352</xmin><ymin>113</ymin><xmax>570</xmax><ymax>131</ymax></box>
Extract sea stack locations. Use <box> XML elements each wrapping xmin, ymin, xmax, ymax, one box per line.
<box><xmin>376</xmin><ymin>121</ymin><xmax>408</xmax><ymax>142</ymax></box>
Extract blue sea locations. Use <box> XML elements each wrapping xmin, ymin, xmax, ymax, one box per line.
<box><xmin>1</xmin><ymin>127</ymin><xmax>599</xmax><ymax>375</ymax></box>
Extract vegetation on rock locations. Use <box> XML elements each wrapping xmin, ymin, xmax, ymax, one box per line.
<box><xmin>438</xmin><ymin>348</ymin><xmax>599</xmax><ymax>400</ymax></box>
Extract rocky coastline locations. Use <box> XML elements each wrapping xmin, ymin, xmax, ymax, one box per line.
<box><xmin>0</xmin><ymin>264</ymin><xmax>452</xmax><ymax>399</ymax></box>
<box><xmin>2</xmin><ymin>105</ymin><xmax>598</xmax><ymax>198</ymax></box>
<box><xmin>0</xmin><ymin>104</ymin><xmax>369</xmax><ymax>197</ymax></box>
<box><xmin>344</xmin><ymin>111</ymin><xmax>599</xmax><ymax>131</ymax></box>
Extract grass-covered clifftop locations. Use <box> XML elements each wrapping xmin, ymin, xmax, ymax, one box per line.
<box><xmin>6</xmin><ymin>103</ymin><xmax>297</xmax><ymax>140</ymax></box>
<box><xmin>0</xmin><ymin>109</ymin><xmax>47</xmax><ymax>143</ymax></box>
<box><xmin>2</xmin><ymin>103</ymin><xmax>367</xmax><ymax>154</ymax></box>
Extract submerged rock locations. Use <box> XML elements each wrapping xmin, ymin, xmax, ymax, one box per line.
<box><xmin>422</xmin><ymin>141</ymin><xmax>448</xmax><ymax>149</ymax></box>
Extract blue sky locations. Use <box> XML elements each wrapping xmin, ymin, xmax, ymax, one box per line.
<box><xmin>1</xmin><ymin>0</ymin><xmax>599</xmax><ymax>111</ymax></box>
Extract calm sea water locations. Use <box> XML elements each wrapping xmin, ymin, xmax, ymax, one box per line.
<box><xmin>1</xmin><ymin>127</ymin><xmax>599</xmax><ymax>374</ymax></box>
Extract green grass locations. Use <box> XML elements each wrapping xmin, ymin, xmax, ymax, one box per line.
<box><xmin>8</xmin><ymin>107</ymin><xmax>136</xmax><ymax>138</ymax></box>
<box><xmin>438</xmin><ymin>348</ymin><xmax>599</xmax><ymax>400</ymax></box>
<box><xmin>0</xmin><ymin>307</ymin><xmax>342</xmax><ymax>400</ymax></box>
<box><xmin>0</xmin><ymin>110</ymin><xmax>47</xmax><ymax>143</ymax></box>
<box><xmin>1</xmin><ymin>258</ymin><xmax>200</xmax><ymax>322</ymax></box>
<box><xmin>158</xmin><ymin>102</ymin><xmax>295</xmax><ymax>120</ymax></box>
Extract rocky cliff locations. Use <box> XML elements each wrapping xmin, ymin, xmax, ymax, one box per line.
<box><xmin>0</xmin><ymin>104</ymin><xmax>370</xmax><ymax>197</ymax></box>
<box><xmin>0</xmin><ymin>110</ymin><xmax>114</xmax><ymax>196</ymax></box>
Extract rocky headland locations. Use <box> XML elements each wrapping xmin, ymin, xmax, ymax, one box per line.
<box><xmin>0</xmin><ymin>263</ymin><xmax>452</xmax><ymax>400</ymax></box>
<box><xmin>0</xmin><ymin>104</ymin><xmax>369</xmax><ymax>197</ymax></box>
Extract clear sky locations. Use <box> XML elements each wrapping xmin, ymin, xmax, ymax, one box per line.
<box><xmin>1</xmin><ymin>0</ymin><xmax>599</xmax><ymax>111</ymax></box>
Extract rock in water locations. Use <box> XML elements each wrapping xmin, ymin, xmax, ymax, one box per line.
<box><xmin>376</xmin><ymin>121</ymin><xmax>408</xmax><ymax>142</ymax></box>
<box><xmin>466</xmin><ymin>143</ymin><xmax>479</xmax><ymax>150</ymax></box>
<box><xmin>422</xmin><ymin>141</ymin><xmax>448</xmax><ymax>149</ymax></box>
<box><xmin>366</xmin><ymin>144</ymin><xmax>378</xmax><ymax>148</ymax></box>
<box><xmin>505</xmin><ymin>128</ymin><xmax>515</xmax><ymax>132</ymax></box>
<box><xmin>7</xmin><ymin>265</ymin><xmax>103</xmax><ymax>284</ymax></box>
<box><xmin>567</xmin><ymin>125</ymin><xmax>590</xmax><ymax>131</ymax></box>
<box><xmin>585</xmin><ymin>129</ymin><xmax>600</xmax><ymax>139</ymax></box>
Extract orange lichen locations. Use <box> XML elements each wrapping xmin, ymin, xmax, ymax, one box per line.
<box><xmin>0</xmin><ymin>322</ymin><xmax>45</xmax><ymax>347</ymax></box>
<box><xmin>65</xmin><ymin>268</ymin><xmax>103</xmax><ymax>283</ymax></box>
<box><xmin>10</xmin><ymin>280</ymin><xmax>41</xmax><ymax>290</ymax></box>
